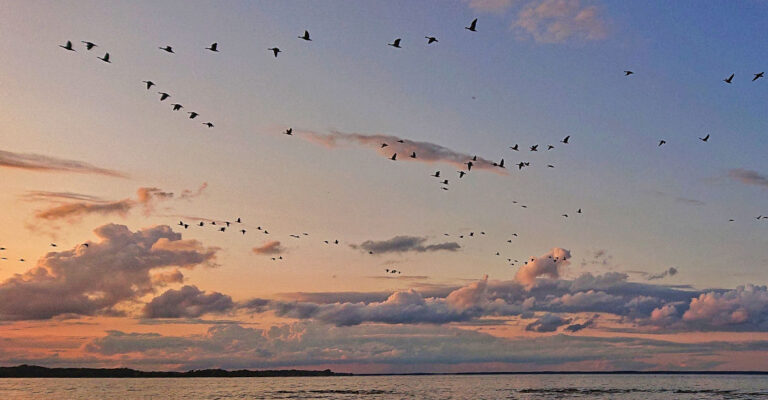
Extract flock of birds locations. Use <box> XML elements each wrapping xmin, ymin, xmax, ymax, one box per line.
<box><xmin>3</xmin><ymin>16</ymin><xmax>761</xmax><ymax>272</ymax></box>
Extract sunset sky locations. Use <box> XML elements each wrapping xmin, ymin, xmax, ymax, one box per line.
<box><xmin>1</xmin><ymin>0</ymin><xmax>768</xmax><ymax>373</ymax></box>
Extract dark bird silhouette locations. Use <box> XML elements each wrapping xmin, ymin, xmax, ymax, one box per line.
<box><xmin>492</xmin><ymin>158</ymin><xmax>505</xmax><ymax>168</ymax></box>
<box><xmin>98</xmin><ymin>53</ymin><xmax>111</xmax><ymax>63</ymax></box>
<box><xmin>547</xmin><ymin>145</ymin><xmax>555</xmax><ymax>150</ymax></box>
<box><xmin>81</xmin><ymin>41</ymin><xmax>97</xmax><ymax>50</ymax></box>
<box><xmin>236</xmin><ymin>217</ymin><xmax>241</xmax><ymax>223</ymax></box>
<box><xmin>83</xmin><ymin>243</ymin><xmax>90</xmax><ymax>247</ymax></box>
<box><xmin>171</xmin><ymin>103</ymin><xmax>183</xmax><ymax>111</ymax></box>
<box><xmin>206</xmin><ymin>42</ymin><xmax>218</xmax><ymax>52</ymax></box>
<box><xmin>432</xmin><ymin>171</ymin><xmax>440</xmax><ymax>177</ymax></box>
<box><xmin>388</xmin><ymin>38</ymin><xmax>402</xmax><ymax>48</ymax></box>
<box><xmin>284</xmin><ymin>128</ymin><xmax>293</xmax><ymax>135</ymax></box>
<box><xmin>517</xmin><ymin>162</ymin><xmax>526</xmax><ymax>170</ymax></box>
<box><xmin>381</xmin><ymin>143</ymin><xmax>388</xmax><ymax>148</ymax></box>
<box><xmin>158</xmin><ymin>92</ymin><xmax>170</xmax><ymax>101</ymax></box>
<box><xmin>530</xmin><ymin>145</ymin><xmax>538</xmax><ymax>151</ymax></box>
<box><xmin>159</xmin><ymin>45</ymin><xmax>174</xmax><ymax>53</ymax></box>
<box><xmin>624</xmin><ymin>70</ymin><xmax>634</xmax><ymax>76</ymax></box>
<box><xmin>142</xmin><ymin>80</ymin><xmax>155</xmax><ymax>90</ymax></box>
<box><xmin>50</xmin><ymin>243</ymin><xmax>57</xmax><ymax>247</ymax></box>
<box><xmin>199</xmin><ymin>221</ymin><xmax>205</xmax><ymax>227</ymax></box>
<box><xmin>203</xmin><ymin>122</ymin><xmax>214</xmax><ymax>128</ymax></box>
<box><xmin>397</xmin><ymin>139</ymin><xmax>405</xmax><ymax>143</ymax></box>
<box><xmin>188</xmin><ymin>112</ymin><xmax>199</xmax><ymax>119</ymax></box>
<box><xmin>299</xmin><ymin>30</ymin><xmax>311</xmax><ymax>41</ymax></box>
<box><xmin>60</xmin><ymin>41</ymin><xmax>75</xmax><ymax>51</ymax></box>
<box><xmin>466</xmin><ymin>161</ymin><xmax>473</xmax><ymax>171</ymax></box>
<box><xmin>547</xmin><ymin>164</ymin><xmax>555</xmax><ymax>168</ymax></box>
<box><xmin>562</xmin><ymin>214</ymin><xmax>569</xmax><ymax>218</ymax></box>
<box><xmin>658</xmin><ymin>140</ymin><xmax>666</xmax><ymax>147</ymax></box>
<box><xmin>724</xmin><ymin>73</ymin><xmax>734</xmax><ymax>84</ymax></box>
<box><xmin>240</xmin><ymin>229</ymin><xmax>246</xmax><ymax>235</ymax></box>
<box><xmin>219</xmin><ymin>227</ymin><xmax>226</xmax><ymax>232</ymax></box>
<box><xmin>268</xmin><ymin>47</ymin><xmax>281</xmax><ymax>57</ymax></box>
<box><xmin>561</xmin><ymin>135</ymin><xmax>570</xmax><ymax>144</ymax></box>
<box><xmin>510</xmin><ymin>144</ymin><xmax>519</xmax><ymax>151</ymax></box>
<box><xmin>577</xmin><ymin>208</ymin><xmax>582</xmax><ymax>214</ymax></box>
<box><xmin>753</xmin><ymin>72</ymin><xmax>764</xmax><ymax>81</ymax></box>
<box><xmin>458</xmin><ymin>171</ymin><xmax>466</xmax><ymax>178</ymax></box>
<box><xmin>465</xmin><ymin>18</ymin><xmax>478</xmax><ymax>32</ymax></box>
<box><xmin>425</xmin><ymin>36</ymin><xmax>438</xmax><ymax>44</ymax></box>
<box><xmin>19</xmin><ymin>259</ymin><xmax>25</xmax><ymax>262</ymax></box>
<box><xmin>699</xmin><ymin>134</ymin><xmax>710</xmax><ymax>142</ymax></box>
<box><xmin>440</xmin><ymin>179</ymin><xmax>449</xmax><ymax>185</ymax></box>
<box><xmin>441</xmin><ymin>187</ymin><xmax>449</xmax><ymax>191</ymax></box>
<box><xmin>410</xmin><ymin>152</ymin><xmax>416</xmax><ymax>158</ymax></box>
<box><xmin>391</xmin><ymin>153</ymin><xmax>397</xmax><ymax>161</ymax></box>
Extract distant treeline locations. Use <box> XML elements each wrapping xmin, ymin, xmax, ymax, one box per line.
<box><xmin>0</xmin><ymin>365</ymin><xmax>351</xmax><ymax>378</ymax></box>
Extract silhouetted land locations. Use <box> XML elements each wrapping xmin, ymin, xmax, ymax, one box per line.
<box><xmin>0</xmin><ymin>365</ymin><xmax>350</xmax><ymax>378</ymax></box>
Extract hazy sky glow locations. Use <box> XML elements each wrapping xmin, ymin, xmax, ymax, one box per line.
<box><xmin>0</xmin><ymin>0</ymin><xmax>767</xmax><ymax>373</ymax></box>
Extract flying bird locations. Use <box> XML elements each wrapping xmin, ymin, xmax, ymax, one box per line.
<box><xmin>171</xmin><ymin>103</ymin><xmax>183</xmax><ymax>111</ymax></box>
<box><xmin>142</xmin><ymin>80</ymin><xmax>155</xmax><ymax>90</ymax></box>
<box><xmin>159</xmin><ymin>45</ymin><xmax>174</xmax><ymax>53</ymax></box>
<box><xmin>391</xmin><ymin>153</ymin><xmax>397</xmax><ymax>161</ymax></box>
<box><xmin>530</xmin><ymin>145</ymin><xmax>538</xmax><ymax>151</ymax></box>
<box><xmin>268</xmin><ymin>47</ymin><xmax>281</xmax><ymax>57</ymax></box>
<box><xmin>81</xmin><ymin>41</ymin><xmax>97</xmax><ymax>50</ymax></box>
<box><xmin>240</xmin><ymin>229</ymin><xmax>246</xmax><ymax>235</ymax></box>
<box><xmin>381</xmin><ymin>143</ymin><xmax>388</xmax><ymax>148</ymax></box>
<box><xmin>723</xmin><ymin>73</ymin><xmax>734</xmax><ymax>84</ymax></box>
<box><xmin>466</xmin><ymin>161</ymin><xmax>473</xmax><ymax>171</ymax></box>
<box><xmin>440</xmin><ymin>179</ymin><xmax>449</xmax><ymax>185</ymax></box>
<box><xmin>410</xmin><ymin>152</ymin><xmax>416</xmax><ymax>158</ymax></box>
<box><xmin>188</xmin><ymin>112</ymin><xmax>199</xmax><ymax>119</ymax></box>
<box><xmin>425</xmin><ymin>36</ymin><xmax>438</xmax><ymax>44</ymax></box>
<box><xmin>284</xmin><ymin>128</ymin><xmax>293</xmax><ymax>135</ymax></box>
<box><xmin>753</xmin><ymin>72</ymin><xmax>764</xmax><ymax>81</ymax></box>
<box><xmin>432</xmin><ymin>171</ymin><xmax>440</xmax><ymax>177</ymax></box>
<box><xmin>203</xmin><ymin>122</ymin><xmax>214</xmax><ymax>128</ymax></box>
<box><xmin>492</xmin><ymin>158</ymin><xmax>505</xmax><ymax>168</ymax></box>
<box><xmin>206</xmin><ymin>42</ymin><xmax>218</xmax><ymax>52</ymax></box>
<box><xmin>388</xmin><ymin>38</ymin><xmax>402</xmax><ymax>48</ymax></box>
<box><xmin>98</xmin><ymin>53</ymin><xmax>111</xmax><ymax>63</ymax></box>
<box><xmin>465</xmin><ymin>18</ymin><xmax>478</xmax><ymax>32</ymax></box>
<box><xmin>59</xmin><ymin>40</ymin><xmax>75</xmax><ymax>51</ymax></box>
<box><xmin>458</xmin><ymin>171</ymin><xmax>466</xmax><ymax>178</ymax></box>
<box><xmin>510</xmin><ymin>144</ymin><xmax>519</xmax><ymax>151</ymax></box>
<box><xmin>547</xmin><ymin>145</ymin><xmax>555</xmax><ymax>150</ymax></box>
<box><xmin>624</xmin><ymin>70</ymin><xmax>634</xmax><ymax>76</ymax></box>
<box><xmin>158</xmin><ymin>92</ymin><xmax>170</xmax><ymax>101</ymax></box>
<box><xmin>699</xmin><ymin>134</ymin><xmax>710</xmax><ymax>142</ymax></box>
<box><xmin>299</xmin><ymin>30</ymin><xmax>311</xmax><ymax>41</ymax></box>
<box><xmin>561</xmin><ymin>135</ymin><xmax>570</xmax><ymax>144</ymax></box>
<box><xmin>658</xmin><ymin>140</ymin><xmax>666</xmax><ymax>147</ymax></box>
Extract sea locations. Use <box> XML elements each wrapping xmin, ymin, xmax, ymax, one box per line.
<box><xmin>1</xmin><ymin>374</ymin><xmax>767</xmax><ymax>399</ymax></box>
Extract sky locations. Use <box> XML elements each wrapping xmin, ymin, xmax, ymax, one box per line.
<box><xmin>0</xmin><ymin>0</ymin><xmax>767</xmax><ymax>373</ymax></box>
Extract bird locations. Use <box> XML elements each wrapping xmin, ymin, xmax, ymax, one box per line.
<box><xmin>240</xmin><ymin>230</ymin><xmax>246</xmax><ymax>235</ymax></box>
<box><xmin>624</xmin><ymin>70</ymin><xmax>634</xmax><ymax>76</ymax></box>
<box><xmin>158</xmin><ymin>92</ymin><xmax>170</xmax><ymax>101</ymax></box>
<box><xmin>199</xmin><ymin>221</ymin><xmax>205</xmax><ymax>227</ymax></box>
<box><xmin>391</xmin><ymin>153</ymin><xmax>397</xmax><ymax>161</ymax></box>
<box><xmin>236</xmin><ymin>218</ymin><xmax>242</xmax><ymax>223</ymax></box>
<box><xmin>381</xmin><ymin>143</ymin><xmax>388</xmax><ymax>148</ymax></box>
<box><xmin>658</xmin><ymin>140</ymin><xmax>666</xmax><ymax>147</ymax></box>
<box><xmin>410</xmin><ymin>152</ymin><xmax>416</xmax><ymax>158</ymax></box>
<box><xmin>466</xmin><ymin>161</ymin><xmax>473</xmax><ymax>171</ymax></box>
<box><xmin>219</xmin><ymin>227</ymin><xmax>226</xmax><ymax>232</ymax></box>
<box><xmin>268</xmin><ymin>47</ymin><xmax>281</xmax><ymax>57</ymax></box>
<box><xmin>530</xmin><ymin>145</ymin><xmax>538</xmax><ymax>151</ymax></box>
<box><xmin>724</xmin><ymin>73</ymin><xmax>734</xmax><ymax>84</ymax></box>
<box><xmin>577</xmin><ymin>208</ymin><xmax>582</xmax><ymax>214</ymax></box>
<box><xmin>440</xmin><ymin>179</ymin><xmax>449</xmax><ymax>185</ymax></box>
<box><xmin>159</xmin><ymin>45</ymin><xmax>174</xmax><ymax>53</ymax></box>
<box><xmin>432</xmin><ymin>171</ymin><xmax>441</xmax><ymax>177</ymax></box>
<box><xmin>510</xmin><ymin>144</ymin><xmax>519</xmax><ymax>151</ymax></box>
<box><xmin>98</xmin><ymin>53</ymin><xmax>111</xmax><ymax>63</ymax></box>
<box><xmin>465</xmin><ymin>18</ymin><xmax>478</xmax><ymax>32</ymax></box>
<box><xmin>188</xmin><ymin>112</ymin><xmax>199</xmax><ymax>119</ymax></box>
<box><xmin>203</xmin><ymin>122</ymin><xmax>214</xmax><ymax>128</ymax></box>
<box><xmin>171</xmin><ymin>103</ymin><xmax>183</xmax><ymax>111</ymax></box>
<box><xmin>517</xmin><ymin>162</ymin><xmax>527</xmax><ymax>170</ymax></box>
<box><xmin>492</xmin><ymin>158</ymin><xmax>505</xmax><ymax>168</ymax></box>
<box><xmin>59</xmin><ymin>40</ymin><xmax>75</xmax><ymax>51</ymax></box>
<box><xmin>388</xmin><ymin>38</ymin><xmax>401</xmax><ymax>48</ymax></box>
<box><xmin>561</xmin><ymin>135</ymin><xmax>570</xmax><ymax>144</ymax></box>
<box><xmin>753</xmin><ymin>72</ymin><xmax>764</xmax><ymax>81</ymax></box>
<box><xmin>425</xmin><ymin>36</ymin><xmax>438</xmax><ymax>44</ymax></box>
<box><xmin>547</xmin><ymin>145</ymin><xmax>555</xmax><ymax>150</ymax></box>
<box><xmin>299</xmin><ymin>30</ymin><xmax>311</xmax><ymax>41</ymax></box>
<box><xmin>142</xmin><ymin>80</ymin><xmax>155</xmax><ymax>90</ymax></box>
<box><xmin>547</xmin><ymin>164</ymin><xmax>555</xmax><ymax>168</ymax></box>
<box><xmin>50</xmin><ymin>243</ymin><xmax>57</xmax><ymax>247</ymax></box>
<box><xmin>397</xmin><ymin>139</ymin><xmax>405</xmax><ymax>143</ymax></box>
<box><xmin>441</xmin><ymin>187</ymin><xmax>449</xmax><ymax>191</ymax></box>
<box><xmin>206</xmin><ymin>42</ymin><xmax>218</xmax><ymax>52</ymax></box>
<box><xmin>458</xmin><ymin>171</ymin><xmax>466</xmax><ymax>178</ymax></box>
<box><xmin>284</xmin><ymin>128</ymin><xmax>293</xmax><ymax>135</ymax></box>
<box><xmin>699</xmin><ymin>134</ymin><xmax>710</xmax><ymax>142</ymax></box>
<box><xmin>81</xmin><ymin>41</ymin><xmax>97</xmax><ymax>50</ymax></box>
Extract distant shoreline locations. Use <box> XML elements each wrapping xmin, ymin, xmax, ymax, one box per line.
<box><xmin>1</xmin><ymin>365</ymin><xmax>767</xmax><ymax>378</ymax></box>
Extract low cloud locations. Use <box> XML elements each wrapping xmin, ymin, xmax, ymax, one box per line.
<box><xmin>0</xmin><ymin>149</ymin><xmax>125</xmax><ymax>177</ymax></box>
<box><xmin>526</xmin><ymin>313</ymin><xmax>572</xmax><ymax>332</ymax></box>
<box><xmin>143</xmin><ymin>285</ymin><xmax>234</xmax><ymax>318</ymax></box>
<box><xmin>647</xmin><ymin>267</ymin><xmax>678</xmax><ymax>281</ymax></box>
<box><xmin>252</xmin><ymin>241</ymin><xmax>285</xmax><ymax>256</ymax></box>
<box><xmin>351</xmin><ymin>236</ymin><xmax>461</xmax><ymax>254</ymax></box>
<box><xmin>729</xmin><ymin>169</ymin><xmax>768</xmax><ymax>188</ymax></box>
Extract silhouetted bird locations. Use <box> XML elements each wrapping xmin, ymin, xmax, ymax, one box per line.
<box><xmin>547</xmin><ymin>164</ymin><xmax>555</xmax><ymax>168</ymax></box>
<box><xmin>142</xmin><ymin>80</ymin><xmax>155</xmax><ymax>90</ymax></box>
<box><xmin>240</xmin><ymin>229</ymin><xmax>246</xmax><ymax>235</ymax></box>
<box><xmin>724</xmin><ymin>73</ymin><xmax>734</xmax><ymax>84</ymax></box>
<box><xmin>159</xmin><ymin>45</ymin><xmax>174</xmax><ymax>53</ymax></box>
<box><xmin>98</xmin><ymin>53</ymin><xmax>111</xmax><ymax>63</ymax></box>
<box><xmin>203</xmin><ymin>122</ymin><xmax>214</xmax><ymax>128</ymax></box>
<box><xmin>381</xmin><ymin>143</ymin><xmax>388</xmax><ymax>148</ymax></box>
<box><xmin>492</xmin><ymin>158</ymin><xmax>505</xmax><ymax>168</ymax></box>
<box><xmin>391</xmin><ymin>153</ymin><xmax>397</xmax><ymax>161</ymax></box>
<box><xmin>219</xmin><ymin>227</ymin><xmax>226</xmax><ymax>232</ymax></box>
<box><xmin>81</xmin><ymin>41</ymin><xmax>97</xmax><ymax>50</ymax></box>
<box><xmin>440</xmin><ymin>179</ymin><xmax>449</xmax><ymax>185</ymax></box>
<box><xmin>188</xmin><ymin>112</ymin><xmax>199</xmax><ymax>119</ymax></box>
<box><xmin>199</xmin><ymin>221</ymin><xmax>205</xmax><ymax>227</ymax></box>
<box><xmin>466</xmin><ymin>161</ymin><xmax>473</xmax><ymax>171</ymax></box>
<box><xmin>530</xmin><ymin>145</ymin><xmax>538</xmax><ymax>151</ymax></box>
<box><xmin>206</xmin><ymin>42</ymin><xmax>218</xmax><ymax>52</ymax></box>
<box><xmin>425</xmin><ymin>36</ymin><xmax>438</xmax><ymax>44</ymax></box>
<box><xmin>50</xmin><ymin>243</ymin><xmax>57</xmax><ymax>247</ymax></box>
<box><xmin>299</xmin><ymin>30</ymin><xmax>311</xmax><ymax>41</ymax></box>
<box><xmin>410</xmin><ymin>152</ymin><xmax>416</xmax><ymax>158</ymax></box>
<box><xmin>754</xmin><ymin>72</ymin><xmax>764</xmax><ymax>81</ymax></box>
<box><xmin>577</xmin><ymin>208</ymin><xmax>582</xmax><ymax>214</ymax></box>
<box><xmin>388</xmin><ymin>38</ymin><xmax>402</xmax><ymax>48</ymax></box>
<box><xmin>547</xmin><ymin>145</ymin><xmax>555</xmax><ymax>150</ymax></box>
<box><xmin>397</xmin><ymin>139</ymin><xmax>405</xmax><ymax>143</ymax></box>
<box><xmin>699</xmin><ymin>134</ymin><xmax>710</xmax><ymax>142</ymax></box>
<box><xmin>561</xmin><ymin>135</ymin><xmax>570</xmax><ymax>144</ymax></box>
<box><xmin>432</xmin><ymin>171</ymin><xmax>440</xmax><ymax>177</ymax></box>
<box><xmin>158</xmin><ymin>92</ymin><xmax>170</xmax><ymax>101</ymax></box>
<box><xmin>658</xmin><ymin>140</ymin><xmax>666</xmax><ymax>147</ymax></box>
<box><xmin>236</xmin><ymin>218</ymin><xmax>241</xmax><ymax>223</ymax></box>
<box><xmin>60</xmin><ymin>40</ymin><xmax>75</xmax><ymax>51</ymax></box>
<box><xmin>284</xmin><ymin>128</ymin><xmax>293</xmax><ymax>135</ymax></box>
<box><xmin>624</xmin><ymin>70</ymin><xmax>634</xmax><ymax>76</ymax></box>
<box><xmin>269</xmin><ymin>47</ymin><xmax>281</xmax><ymax>57</ymax></box>
<box><xmin>510</xmin><ymin>144</ymin><xmax>519</xmax><ymax>151</ymax></box>
<box><xmin>172</xmin><ymin>103</ymin><xmax>183</xmax><ymax>111</ymax></box>
<box><xmin>458</xmin><ymin>171</ymin><xmax>466</xmax><ymax>178</ymax></box>
<box><xmin>465</xmin><ymin>18</ymin><xmax>477</xmax><ymax>32</ymax></box>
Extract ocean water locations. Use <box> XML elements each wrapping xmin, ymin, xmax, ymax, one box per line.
<box><xmin>1</xmin><ymin>374</ymin><xmax>767</xmax><ymax>399</ymax></box>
